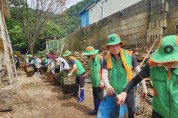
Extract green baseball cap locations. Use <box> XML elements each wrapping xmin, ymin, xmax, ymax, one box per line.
<box><xmin>82</xmin><ymin>46</ymin><xmax>99</xmax><ymax>55</ymax></box>
<box><xmin>151</xmin><ymin>35</ymin><xmax>178</xmax><ymax>63</ymax></box>
<box><xmin>104</xmin><ymin>33</ymin><xmax>125</xmax><ymax>49</ymax></box>
<box><xmin>62</xmin><ymin>50</ymin><xmax>72</xmax><ymax>57</ymax></box>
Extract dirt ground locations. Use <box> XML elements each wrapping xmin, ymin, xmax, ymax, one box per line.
<box><xmin>0</xmin><ymin>70</ymin><xmax>152</xmax><ymax>118</ymax></box>
<box><xmin>0</xmin><ymin>70</ymin><xmax>96</xmax><ymax>118</ymax></box>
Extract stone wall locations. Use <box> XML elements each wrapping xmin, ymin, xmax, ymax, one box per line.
<box><xmin>0</xmin><ymin>87</ymin><xmax>13</xmax><ymax>111</ymax></box>
<box><xmin>167</xmin><ymin>0</ymin><xmax>178</xmax><ymax>35</ymax></box>
<box><xmin>65</xmin><ymin>0</ymin><xmax>178</xmax><ymax>51</ymax></box>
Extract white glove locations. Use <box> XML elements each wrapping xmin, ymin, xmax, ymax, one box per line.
<box><xmin>68</xmin><ymin>72</ymin><xmax>72</xmax><ymax>77</ymax></box>
<box><xmin>106</xmin><ymin>85</ymin><xmax>115</xmax><ymax>96</ymax></box>
<box><xmin>116</xmin><ymin>92</ymin><xmax>127</xmax><ymax>106</ymax></box>
<box><xmin>100</xmin><ymin>80</ymin><xmax>105</xmax><ymax>89</ymax></box>
<box><xmin>141</xmin><ymin>80</ymin><xmax>147</xmax><ymax>98</ymax></box>
<box><xmin>142</xmin><ymin>88</ymin><xmax>148</xmax><ymax>98</ymax></box>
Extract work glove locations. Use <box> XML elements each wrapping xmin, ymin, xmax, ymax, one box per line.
<box><xmin>100</xmin><ymin>80</ymin><xmax>105</xmax><ymax>89</ymax></box>
<box><xmin>68</xmin><ymin>72</ymin><xmax>72</xmax><ymax>77</ymax></box>
<box><xmin>141</xmin><ymin>80</ymin><xmax>147</xmax><ymax>98</ymax></box>
<box><xmin>106</xmin><ymin>85</ymin><xmax>115</xmax><ymax>96</ymax></box>
<box><xmin>116</xmin><ymin>92</ymin><xmax>127</xmax><ymax>106</ymax></box>
<box><xmin>141</xmin><ymin>87</ymin><xmax>148</xmax><ymax>98</ymax></box>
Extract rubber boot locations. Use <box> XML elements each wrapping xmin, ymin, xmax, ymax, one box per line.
<box><xmin>71</xmin><ymin>85</ymin><xmax>79</xmax><ymax>96</ymax></box>
<box><xmin>89</xmin><ymin>98</ymin><xmax>100</xmax><ymax>115</ymax></box>
<box><xmin>77</xmin><ymin>89</ymin><xmax>84</xmax><ymax>103</ymax></box>
<box><xmin>37</xmin><ymin>72</ymin><xmax>40</xmax><ymax>76</ymax></box>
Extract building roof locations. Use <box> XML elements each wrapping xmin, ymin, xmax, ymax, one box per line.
<box><xmin>77</xmin><ymin>0</ymin><xmax>100</xmax><ymax>16</ymax></box>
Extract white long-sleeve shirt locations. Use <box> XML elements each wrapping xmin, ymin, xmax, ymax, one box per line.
<box><xmin>31</xmin><ymin>58</ymin><xmax>41</xmax><ymax>68</ymax></box>
<box><xmin>57</xmin><ymin>57</ymin><xmax>70</xmax><ymax>70</ymax></box>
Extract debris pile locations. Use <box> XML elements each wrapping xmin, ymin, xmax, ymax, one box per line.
<box><xmin>135</xmin><ymin>79</ymin><xmax>153</xmax><ymax>118</ymax></box>
<box><xmin>73</xmin><ymin>51</ymin><xmax>90</xmax><ymax>70</ymax></box>
<box><xmin>133</xmin><ymin>43</ymin><xmax>156</xmax><ymax>63</ymax></box>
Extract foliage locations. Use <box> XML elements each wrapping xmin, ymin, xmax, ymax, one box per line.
<box><xmin>6</xmin><ymin>0</ymin><xmax>90</xmax><ymax>54</ymax></box>
<box><xmin>6</xmin><ymin>0</ymin><xmax>67</xmax><ymax>54</ymax></box>
<box><xmin>41</xmin><ymin>20</ymin><xmax>62</xmax><ymax>38</ymax></box>
<box><xmin>8</xmin><ymin>25</ymin><xmax>25</xmax><ymax>47</ymax></box>
<box><xmin>54</xmin><ymin>0</ymin><xmax>90</xmax><ymax>37</ymax></box>
<box><xmin>56</xmin><ymin>71</ymin><xmax>67</xmax><ymax>85</ymax></box>
<box><xmin>37</xmin><ymin>50</ymin><xmax>47</xmax><ymax>58</ymax></box>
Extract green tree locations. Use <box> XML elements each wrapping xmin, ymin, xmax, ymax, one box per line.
<box><xmin>6</xmin><ymin>0</ymin><xmax>90</xmax><ymax>53</ymax></box>
<box><xmin>35</xmin><ymin>20</ymin><xmax>62</xmax><ymax>52</ymax></box>
<box><xmin>8</xmin><ymin>25</ymin><xmax>26</xmax><ymax>47</ymax></box>
<box><xmin>7</xmin><ymin>0</ymin><xmax>67</xmax><ymax>54</ymax></box>
<box><xmin>54</xmin><ymin>0</ymin><xmax>90</xmax><ymax>36</ymax></box>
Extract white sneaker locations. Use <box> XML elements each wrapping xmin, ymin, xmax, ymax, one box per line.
<box><xmin>37</xmin><ymin>72</ymin><xmax>41</xmax><ymax>77</ymax></box>
<box><xmin>35</xmin><ymin>72</ymin><xmax>38</xmax><ymax>76</ymax></box>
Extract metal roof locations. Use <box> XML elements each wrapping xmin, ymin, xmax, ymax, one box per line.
<box><xmin>77</xmin><ymin>0</ymin><xmax>100</xmax><ymax>16</ymax></box>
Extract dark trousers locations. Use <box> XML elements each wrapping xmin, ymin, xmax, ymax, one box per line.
<box><xmin>55</xmin><ymin>66</ymin><xmax>60</xmax><ymax>73</ymax></box>
<box><xmin>76</xmin><ymin>72</ymin><xmax>85</xmax><ymax>87</ymax></box>
<box><xmin>125</xmin><ymin>86</ymin><xmax>137</xmax><ymax>118</ymax></box>
<box><xmin>32</xmin><ymin>65</ymin><xmax>40</xmax><ymax>73</ymax></box>
<box><xmin>92</xmin><ymin>87</ymin><xmax>104</xmax><ymax>101</ymax></box>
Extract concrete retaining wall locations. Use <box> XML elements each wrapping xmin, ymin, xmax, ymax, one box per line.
<box><xmin>65</xmin><ymin>0</ymin><xmax>178</xmax><ymax>51</ymax></box>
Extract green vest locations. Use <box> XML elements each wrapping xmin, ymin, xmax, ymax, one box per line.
<box><xmin>44</xmin><ymin>58</ymin><xmax>48</xmax><ymax>63</ymax></box>
<box><xmin>69</xmin><ymin>56</ymin><xmax>85</xmax><ymax>76</ymax></box>
<box><xmin>107</xmin><ymin>50</ymin><xmax>133</xmax><ymax>94</ymax></box>
<box><xmin>89</xmin><ymin>54</ymin><xmax>101</xmax><ymax>87</ymax></box>
<box><xmin>150</xmin><ymin>66</ymin><xmax>178</xmax><ymax>118</ymax></box>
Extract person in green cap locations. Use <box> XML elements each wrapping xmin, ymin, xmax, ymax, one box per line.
<box><xmin>82</xmin><ymin>46</ymin><xmax>104</xmax><ymax>115</ymax></box>
<box><xmin>62</xmin><ymin>50</ymin><xmax>86</xmax><ymax>103</ymax></box>
<box><xmin>97</xmin><ymin>33</ymin><xmax>147</xmax><ymax>118</ymax></box>
<box><xmin>116</xmin><ymin>35</ymin><xmax>178</xmax><ymax>118</ymax></box>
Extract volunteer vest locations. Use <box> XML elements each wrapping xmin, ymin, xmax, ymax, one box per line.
<box><xmin>106</xmin><ymin>50</ymin><xmax>133</xmax><ymax>94</ymax></box>
<box><xmin>44</xmin><ymin>58</ymin><xmax>48</xmax><ymax>63</ymax></box>
<box><xmin>69</xmin><ymin>56</ymin><xmax>85</xmax><ymax>76</ymax></box>
<box><xmin>149</xmin><ymin>61</ymin><xmax>178</xmax><ymax>118</ymax></box>
<box><xmin>89</xmin><ymin>54</ymin><xmax>102</xmax><ymax>87</ymax></box>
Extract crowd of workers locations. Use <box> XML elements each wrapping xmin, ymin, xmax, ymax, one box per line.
<box><xmin>14</xmin><ymin>33</ymin><xmax>178</xmax><ymax>118</ymax></box>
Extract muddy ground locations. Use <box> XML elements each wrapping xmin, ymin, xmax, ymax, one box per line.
<box><xmin>0</xmin><ymin>70</ymin><xmax>152</xmax><ymax>118</ymax></box>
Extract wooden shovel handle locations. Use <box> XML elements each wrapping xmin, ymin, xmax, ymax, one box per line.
<box><xmin>140</xmin><ymin>38</ymin><xmax>159</xmax><ymax>68</ymax></box>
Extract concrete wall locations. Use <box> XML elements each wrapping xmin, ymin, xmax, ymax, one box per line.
<box><xmin>65</xmin><ymin>0</ymin><xmax>178</xmax><ymax>51</ymax></box>
<box><xmin>89</xmin><ymin>0</ymin><xmax>103</xmax><ymax>24</ymax></box>
<box><xmin>89</xmin><ymin>0</ymin><xmax>142</xmax><ymax>24</ymax></box>
<box><xmin>104</xmin><ymin>0</ymin><xmax>142</xmax><ymax>18</ymax></box>
<box><xmin>167</xmin><ymin>0</ymin><xmax>178</xmax><ymax>35</ymax></box>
